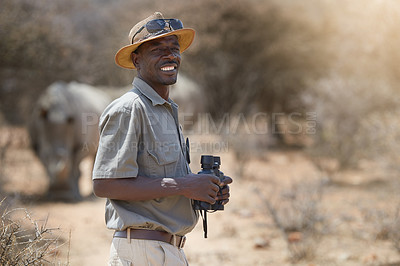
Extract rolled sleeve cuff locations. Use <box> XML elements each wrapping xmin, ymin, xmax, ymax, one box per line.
<box><xmin>92</xmin><ymin>169</ymin><xmax>138</xmax><ymax>179</ymax></box>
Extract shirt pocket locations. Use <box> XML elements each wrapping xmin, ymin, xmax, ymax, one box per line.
<box><xmin>146</xmin><ymin>142</ymin><xmax>180</xmax><ymax>178</ymax></box>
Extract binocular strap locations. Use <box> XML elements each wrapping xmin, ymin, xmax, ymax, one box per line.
<box><xmin>200</xmin><ymin>209</ymin><xmax>208</xmax><ymax>238</ymax></box>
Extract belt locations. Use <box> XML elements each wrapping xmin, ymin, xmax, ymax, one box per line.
<box><xmin>113</xmin><ymin>228</ymin><xmax>186</xmax><ymax>249</ymax></box>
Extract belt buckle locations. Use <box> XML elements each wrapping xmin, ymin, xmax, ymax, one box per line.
<box><xmin>178</xmin><ymin>235</ymin><xmax>186</xmax><ymax>249</ymax></box>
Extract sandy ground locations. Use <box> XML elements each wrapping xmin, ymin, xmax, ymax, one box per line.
<box><xmin>1</xmin><ymin>126</ymin><xmax>400</xmax><ymax>266</ymax></box>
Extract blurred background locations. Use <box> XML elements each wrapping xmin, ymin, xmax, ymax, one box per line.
<box><xmin>1</xmin><ymin>0</ymin><xmax>400</xmax><ymax>265</ymax></box>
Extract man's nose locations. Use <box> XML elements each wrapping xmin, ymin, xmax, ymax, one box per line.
<box><xmin>163</xmin><ymin>47</ymin><xmax>179</xmax><ymax>58</ymax></box>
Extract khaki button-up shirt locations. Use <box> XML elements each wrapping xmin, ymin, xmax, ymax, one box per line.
<box><xmin>92</xmin><ymin>78</ymin><xmax>197</xmax><ymax>236</ymax></box>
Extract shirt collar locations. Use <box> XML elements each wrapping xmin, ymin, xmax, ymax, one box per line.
<box><xmin>133</xmin><ymin>77</ymin><xmax>175</xmax><ymax>107</ymax></box>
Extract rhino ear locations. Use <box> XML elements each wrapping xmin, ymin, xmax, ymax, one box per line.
<box><xmin>40</xmin><ymin>108</ymin><xmax>48</xmax><ymax>119</ymax></box>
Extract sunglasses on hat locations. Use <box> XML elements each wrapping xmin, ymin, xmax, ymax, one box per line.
<box><xmin>131</xmin><ymin>19</ymin><xmax>184</xmax><ymax>44</ymax></box>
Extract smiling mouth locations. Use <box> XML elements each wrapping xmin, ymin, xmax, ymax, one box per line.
<box><xmin>161</xmin><ymin>66</ymin><xmax>175</xmax><ymax>71</ymax></box>
<box><xmin>160</xmin><ymin>64</ymin><xmax>177</xmax><ymax>72</ymax></box>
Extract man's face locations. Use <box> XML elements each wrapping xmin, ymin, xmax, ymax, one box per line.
<box><xmin>133</xmin><ymin>35</ymin><xmax>181</xmax><ymax>88</ymax></box>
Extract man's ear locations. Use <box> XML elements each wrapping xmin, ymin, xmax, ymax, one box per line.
<box><xmin>131</xmin><ymin>52</ymin><xmax>140</xmax><ymax>69</ymax></box>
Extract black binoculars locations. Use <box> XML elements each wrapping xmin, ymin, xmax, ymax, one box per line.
<box><xmin>193</xmin><ymin>155</ymin><xmax>225</xmax><ymax>211</ymax></box>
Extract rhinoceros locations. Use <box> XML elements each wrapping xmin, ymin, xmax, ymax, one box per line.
<box><xmin>28</xmin><ymin>81</ymin><xmax>111</xmax><ymax>201</ymax></box>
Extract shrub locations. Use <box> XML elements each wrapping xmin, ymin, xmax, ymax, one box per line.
<box><xmin>362</xmin><ymin>203</ymin><xmax>400</xmax><ymax>253</ymax></box>
<box><xmin>256</xmin><ymin>180</ymin><xmax>327</xmax><ymax>261</ymax></box>
<box><xmin>0</xmin><ymin>199</ymin><xmax>64</xmax><ymax>265</ymax></box>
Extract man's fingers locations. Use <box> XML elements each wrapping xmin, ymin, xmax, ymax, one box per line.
<box><xmin>221</xmin><ymin>199</ymin><xmax>229</xmax><ymax>205</ymax></box>
<box><xmin>211</xmin><ymin>183</ymin><xmax>220</xmax><ymax>192</ymax></box>
<box><xmin>199</xmin><ymin>174</ymin><xmax>220</xmax><ymax>184</ymax></box>
<box><xmin>217</xmin><ymin>192</ymin><xmax>230</xmax><ymax>201</ymax></box>
<box><xmin>211</xmin><ymin>175</ymin><xmax>221</xmax><ymax>184</ymax></box>
<box><xmin>206</xmin><ymin>196</ymin><xmax>217</xmax><ymax>205</ymax></box>
<box><xmin>220</xmin><ymin>176</ymin><xmax>233</xmax><ymax>186</ymax></box>
<box><xmin>220</xmin><ymin>185</ymin><xmax>230</xmax><ymax>194</ymax></box>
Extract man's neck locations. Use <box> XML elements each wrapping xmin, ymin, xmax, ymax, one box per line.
<box><xmin>152</xmin><ymin>86</ymin><xmax>169</xmax><ymax>101</ymax></box>
<box><xmin>137</xmin><ymin>76</ymin><xmax>170</xmax><ymax>101</ymax></box>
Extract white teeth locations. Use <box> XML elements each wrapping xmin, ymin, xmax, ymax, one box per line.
<box><xmin>161</xmin><ymin>66</ymin><xmax>175</xmax><ymax>71</ymax></box>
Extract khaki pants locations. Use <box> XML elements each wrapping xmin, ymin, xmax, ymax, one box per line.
<box><xmin>109</xmin><ymin>238</ymin><xmax>189</xmax><ymax>266</ymax></box>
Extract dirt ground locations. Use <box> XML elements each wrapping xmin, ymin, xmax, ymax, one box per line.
<box><xmin>1</xmin><ymin>126</ymin><xmax>400</xmax><ymax>266</ymax></box>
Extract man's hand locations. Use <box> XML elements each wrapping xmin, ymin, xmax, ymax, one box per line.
<box><xmin>180</xmin><ymin>174</ymin><xmax>232</xmax><ymax>205</ymax></box>
<box><xmin>217</xmin><ymin>175</ymin><xmax>232</xmax><ymax>205</ymax></box>
<box><xmin>180</xmin><ymin>173</ymin><xmax>221</xmax><ymax>204</ymax></box>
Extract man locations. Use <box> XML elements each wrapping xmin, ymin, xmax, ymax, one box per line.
<box><xmin>92</xmin><ymin>12</ymin><xmax>232</xmax><ymax>265</ymax></box>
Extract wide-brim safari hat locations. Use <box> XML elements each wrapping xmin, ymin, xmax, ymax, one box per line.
<box><xmin>115</xmin><ymin>12</ymin><xmax>195</xmax><ymax>69</ymax></box>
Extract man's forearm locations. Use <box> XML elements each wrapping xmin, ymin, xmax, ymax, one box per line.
<box><xmin>93</xmin><ymin>176</ymin><xmax>185</xmax><ymax>201</ymax></box>
<box><xmin>93</xmin><ymin>173</ymin><xmax>225</xmax><ymax>203</ymax></box>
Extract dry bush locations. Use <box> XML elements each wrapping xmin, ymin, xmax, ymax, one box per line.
<box><xmin>362</xmin><ymin>208</ymin><xmax>394</xmax><ymax>241</ymax></box>
<box><xmin>0</xmin><ymin>127</ymin><xmax>65</xmax><ymax>262</ymax></box>
<box><xmin>256</xmin><ymin>180</ymin><xmax>327</xmax><ymax>262</ymax></box>
<box><xmin>0</xmin><ymin>199</ymin><xmax>65</xmax><ymax>265</ymax></box>
<box><xmin>168</xmin><ymin>0</ymin><xmax>331</xmax><ymax>119</ymax></box>
<box><xmin>0</xmin><ymin>0</ymin><xmax>149</xmax><ymax>124</ymax></box>
<box><xmin>356</xmin><ymin>111</ymin><xmax>400</xmax><ymax>170</ymax></box>
<box><xmin>361</xmin><ymin>204</ymin><xmax>400</xmax><ymax>253</ymax></box>
<box><xmin>301</xmin><ymin>1</ymin><xmax>400</xmax><ymax>168</ymax></box>
<box><xmin>306</xmin><ymin>76</ymin><xmax>400</xmax><ymax>168</ymax></box>
<box><xmin>0</xmin><ymin>0</ymin><xmax>138</xmax><ymax>86</ymax></box>
<box><xmin>306</xmin><ymin>77</ymin><xmax>395</xmax><ymax>166</ymax></box>
<box><xmin>0</xmin><ymin>127</ymin><xmax>66</xmax><ymax>263</ymax></box>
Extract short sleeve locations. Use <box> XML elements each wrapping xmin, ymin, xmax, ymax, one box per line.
<box><xmin>92</xmin><ymin>106</ymin><xmax>141</xmax><ymax>179</ymax></box>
